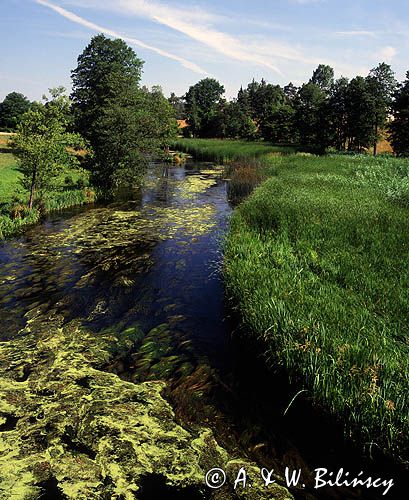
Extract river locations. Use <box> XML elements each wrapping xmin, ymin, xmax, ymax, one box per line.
<box><xmin>0</xmin><ymin>161</ymin><xmax>404</xmax><ymax>499</ymax></box>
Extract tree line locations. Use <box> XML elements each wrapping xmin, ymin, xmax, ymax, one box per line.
<box><xmin>171</xmin><ymin>64</ymin><xmax>409</xmax><ymax>156</ymax></box>
<box><xmin>2</xmin><ymin>35</ymin><xmax>409</xmax><ymax>210</ymax></box>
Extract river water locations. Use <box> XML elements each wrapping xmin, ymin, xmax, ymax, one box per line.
<box><xmin>0</xmin><ymin>162</ymin><xmax>404</xmax><ymax>499</ymax></box>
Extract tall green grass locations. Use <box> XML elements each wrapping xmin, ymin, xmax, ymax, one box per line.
<box><xmin>0</xmin><ymin>188</ymin><xmax>96</xmax><ymax>239</ymax></box>
<box><xmin>224</xmin><ymin>154</ymin><xmax>409</xmax><ymax>460</ymax></box>
<box><xmin>171</xmin><ymin>138</ymin><xmax>296</xmax><ymax>162</ymax></box>
<box><xmin>0</xmin><ymin>210</ymin><xmax>40</xmax><ymax>239</ymax></box>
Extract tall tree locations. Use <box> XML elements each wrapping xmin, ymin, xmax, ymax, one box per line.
<box><xmin>71</xmin><ymin>34</ymin><xmax>173</xmax><ymax>189</ymax></box>
<box><xmin>390</xmin><ymin>72</ymin><xmax>409</xmax><ymax>157</ymax></box>
<box><xmin>12</xmin><ymin>89</ymin><xmax>84</xmax><ymax>209</ymax></box>
<box><xmin>310</xmin><ymin>64</ymin><xmax>335</xmax><ymax>93</ymax></box>
<box><xmin>236</xmin><ymin>79</ymin><xmax>295</xmax><ymax>142</ymax></box>
<box><xmin>0</xmin><ymin>92</ymin><xmax>31</xmax><ymax>130</ymax></box>
<box><xmin>294</xmin><ymin>82</ymin><xmax>329</xmax><ymax>151</ymax></box>
<box><xmin>283</xmin><ymin>82</ymin><xmax>298</xmax><ymax>101</ymax></box>
<box><xmin>143</xmin><ymin>86</ymin><xmax>179</xmax><ymax>149</ymax></box>
<box><xmin>184</xmin><ymin>78</ymin><xmax>225</xmax><ymax>137</ymax></box>
<box><xmin>168</xmin><ymin>93</ymin><xmax>185</xmax><ymax>120</ymax></box>
<box><xmin>215</xmin><ymin>100</ymin><xmax>257</xmax><ymax>139</ymax></box>
<box><xmin>366</xmin><ymin>63</ymin><xmax>397</xmax><ymax>155</ymax></box>
<box><xmin>328</xmin><ymin>77</ymin><xmax>349</xmax><ymax>151</ymax></box>
<box><xmin>346</xmin><ymin>76</ymin><xmax>375</xmax><ymax>152</ymax></box>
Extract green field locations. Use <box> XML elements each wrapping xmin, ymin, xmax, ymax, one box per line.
<box><xmin>0</xmin><ymin>145</ymin><xmax>95</xmax><ymax>239</ymax></box>
<box><xmin>222</xmin><ymin>152</ymin><xmax>409</xmax><ymax>460</ymax></box>
<box><xmin>171</xmin><ymin>138</ymin><xmax>296</xmax><ymax>162</ymax></box>
<box><xmin>0</xmin><ymin>152</ymin><xmax>21</xmax><ymax>203</ymax></box>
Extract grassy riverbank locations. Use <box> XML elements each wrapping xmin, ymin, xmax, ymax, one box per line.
<box><xmin>171</xmin><ymin>138</ymin><xmax>296</xmax><ymax>162</ymax></box>
<box><xmin>0</xmin><ymin>135</ymin><xmax>95</xmax><ymax>239</ymax></box>
<box><xmin>223</xmin><ymin>152</ymin><xmax>409</xmax><ymax>460</ymax></box>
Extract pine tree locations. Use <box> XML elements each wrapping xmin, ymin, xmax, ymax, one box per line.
<box><xmin>390</xmin><ymin>72</ymin><xmax>409</xmax><ymax>156</ymax></box>
<box><xmin>366</xmin><ymin>63</ymin><xmax>397</xmax><ymax>155</ymax></box>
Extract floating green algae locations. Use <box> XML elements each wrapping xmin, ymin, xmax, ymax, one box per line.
<box><xmin>0</xmin><ymin>310</ymin><xmax>293</xmax><ymax>499</ymax></box>
<box><xmin>0</xmin><ymin>164</ymin><xmax>293</xmax><ymax>499</ymax></box>
<box><xmin>175</xmin><ymin>175</ymin><xmax>218</xmax><ymax>200</ymax></box>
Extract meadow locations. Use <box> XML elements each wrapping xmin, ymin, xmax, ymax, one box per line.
<box><xmin>223</xmin><ymin>152</ymin><xmax>409</xmax><ymax>460</ymax></box>
<box><xmin>0</xmin><ymin>134</ymin><xmax>94</xmax><ymax>239</ymax></box>
<box><xmin>0</xmin><ymin>152</ymin><xmax>20</xmax><ymax>203</ymax></box>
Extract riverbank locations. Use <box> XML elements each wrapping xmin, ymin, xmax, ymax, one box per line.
<box><xmin>223</xmin><ymin>152</ymin><xmax>409</xmax><ymax>462</ymax></box>
<box><xmin>171</xmin><ymin>138</ymin><xmax>296</xmax><ymax>162</ymax></box>
<box><xmin>0</xmin><ymin>136</ymin><xmax>95</xmax><ymax>239</ymax></box>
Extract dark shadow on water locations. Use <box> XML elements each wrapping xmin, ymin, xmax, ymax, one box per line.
<box><xmin>138</xmin><ymin>474</ymin><xmax>209</xmax><ymax>500</ymax></box>
<box><xmin>38</xmin><ymin>477</ymin><xmax>66</xmax><ymax>500</ymax></box>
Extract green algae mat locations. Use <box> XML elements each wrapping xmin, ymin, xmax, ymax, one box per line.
<box><xmin>0</xmin><ymin>164</ymin><xmax>293</xmax><ymax>499</ymax></box>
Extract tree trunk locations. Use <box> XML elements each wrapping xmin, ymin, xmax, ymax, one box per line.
<box><xmin>28</xmin><ymin>170</ymin><xmax>36</xmax><ymax>209</ymax></box>
<box><xmin>373</xmin><ymin>120</ymin><xmax>378</xmax><ymax>157</ymax></box>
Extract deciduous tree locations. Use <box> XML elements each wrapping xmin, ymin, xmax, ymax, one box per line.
<box><xmin>12</xmin><ymin>89</ymin><xmax>84</xmax><ymax>209</ymax></box>
<box><xmin>0</xmin><ymin>92</ymin><xmax>31</xmax><ymax>130</ymax></box>
<box><xmin>71</xmin><ymin>34</ymin><xmax>176</xmax><ymax>190</ymax></box>
<box><xmin>184</xmin><ymin>78</ymin><xmax>225</xmax><ymax>137</ymax></box>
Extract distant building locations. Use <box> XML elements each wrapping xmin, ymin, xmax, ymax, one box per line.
<box><xmin>177</xmin><ymin>119</ymin><xmax>188</xmax><ymax>129</ymax></box>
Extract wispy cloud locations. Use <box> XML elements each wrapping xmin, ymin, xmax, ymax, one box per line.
<box><xmin>291</xmin><ymin>0</ymin><xmax>324</xmax><ymax>4</ymax></box>
<box><xmin>35</xmin><ymin>0</ymin><xmax>209</xmax><ymax>75</ymax></box>
<box><xmin>335</xmin><ymin>30</ymin><xmax>376</xmax><ymax>37</ymax></box>
<box><xmin>35</xmin><ymin>0</ymin><xmax>386</xmax><ymax>85</ymax></box>
<box><xmin>108</xmin><ymin>0</ymin><xmax>283</xmax><ymax>75</ymax></box>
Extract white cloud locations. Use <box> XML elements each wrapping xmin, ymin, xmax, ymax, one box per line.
<box><xmin>36</xmin><ymin>0</ymin><xmax>380</xmax><ymax>85</ymax></box>
<box><xmin>379</xmin><ymin>46</ymin><xmax>397</xmax><ymax>62</ymax></box>
<box><xmin>35</xmin><ymin>0</ymin><xmax>209</xmax><ymax>75</ymax></box>
<box><xmin>77</xmin><ymin>0</ymin><xmax>367</xmax><ymax>79</ymax></box>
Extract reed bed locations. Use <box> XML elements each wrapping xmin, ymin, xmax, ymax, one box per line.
<box><xmin>171</xmin><ymin>138</ymin><xmax>295</xmax><ymax>162</ymax></box>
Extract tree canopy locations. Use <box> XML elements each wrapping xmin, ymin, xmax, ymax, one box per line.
<box><xmin>0</xmin><ymin>92</ymin><xmax>31</xmax><ymax>130</ymax></box>
<box><xmin>390</xmin><ymin>72</ymin><xmax>409</xmax><ymax>156</ymax></box>
<box><xmin>71</xmin><ymin>34</ymin><xmax>177</xmax><ymax>190</ymax></box>
<box><xmin>184</xmin><ymin>78</ymin><xmax>225</xmax><ymax>137</ymax></box>
<box><xmin>179</xmin><ymin>62</ymin><xmax>403</xmax><ymax>155</ymax></box>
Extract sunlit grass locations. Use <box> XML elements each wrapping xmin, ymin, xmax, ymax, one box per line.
<box><xmin>0</xmin><ymin>153</ymin><xmax>21</xmax><ymax>203</ymax></box>
<box><xmin>171</xmin><ymin>138</ymin><xmax>296</xmax><ymax>162</ymax></box>
<box><xmin>224</xmin><ymin>153</ymin><xmax>409</xmax><ymax>460</ymax></box>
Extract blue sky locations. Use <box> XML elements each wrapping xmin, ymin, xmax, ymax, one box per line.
<box><xmin>1</xmin><ymin>0</ymin><xmax>409</xmax><ymax>101</ymax></box>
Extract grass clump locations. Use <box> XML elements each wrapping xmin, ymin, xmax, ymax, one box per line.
<box><xmin>224</xmin><ymin>153</ymin><xmax>409</xmax><ymax>461</ymax></box>
<box><xmin>171</xmin><ymin>138</ymin><xmax>296</xmax><ymax>162</ymax></box>
<box><xmin>225</xmin><ymin>156</ymin><xmax>280</xmax><ymax>204</ymax></box>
